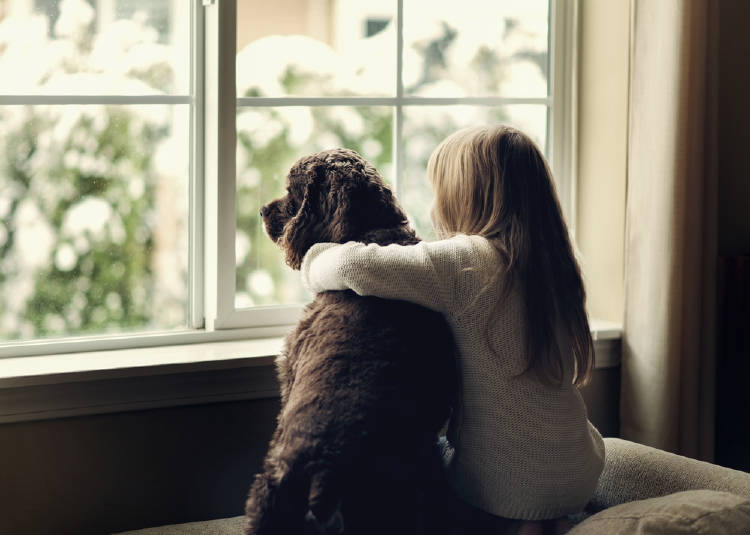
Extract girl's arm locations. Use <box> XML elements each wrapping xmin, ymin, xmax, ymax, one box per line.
<box><xmin>300</xmin><ymin>234</ymin><xmax>492</xmax><ymax>312</ymax></box>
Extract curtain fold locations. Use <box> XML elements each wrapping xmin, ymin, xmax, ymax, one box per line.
<box><xmin>621</xmin><ymin>0</ymin><xmax>718</xmax><ymax>460</ymax></box>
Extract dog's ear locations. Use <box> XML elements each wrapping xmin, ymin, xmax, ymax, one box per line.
<box><xmin>281</xmin><ymin>155</ymin><xmax>408</xmax><ymax>267</ymax></box>
<box><xmin>280</xmin><ymin>165</ymin><xmax>326</xmax><ymax>270</ymax></box>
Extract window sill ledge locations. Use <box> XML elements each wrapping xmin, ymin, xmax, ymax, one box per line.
<box><xmin>0</xmin><ymin>322</ymin><xmax>621</xmax><ymax>425</ymax></box>
<box><xmin>0</xmin><ymin>338</ymin><xmax>284</xmax><ymax>424</ymax></box>
<box><xmin>0</xmin><ymin>338</ymin><xmax>285</xmax><ymax>389</ymax></box>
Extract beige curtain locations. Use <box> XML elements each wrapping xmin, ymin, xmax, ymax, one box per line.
<box><xmin>622</xmin><ymin>0</ymin><xmax>718</xmax><ymax>460</ymax></box>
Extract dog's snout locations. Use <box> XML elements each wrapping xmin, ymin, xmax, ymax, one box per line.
<box><xmin>260</xmin><ymin>205</ymin><xmax>269</xmax><ymax>218</ymax></box>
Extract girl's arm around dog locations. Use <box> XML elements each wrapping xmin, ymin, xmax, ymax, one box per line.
<box><xmin>301</xmin><ymin>234</ymin><xmax>500</xmax><ymax>314</ymax></box>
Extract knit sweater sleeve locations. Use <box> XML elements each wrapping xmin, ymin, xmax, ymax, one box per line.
<box><xmin>300</xmin><ymin>235</ymin><xmax>487</xmax><ymax>313</ymax></box>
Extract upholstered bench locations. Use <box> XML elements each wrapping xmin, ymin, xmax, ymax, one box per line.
<box><xmin>115</xmin><ymin>438</ymin><xmax>750</xmax><ymax>535</ymax></box>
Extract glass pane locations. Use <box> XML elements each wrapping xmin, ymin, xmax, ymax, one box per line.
<box><xmin>0</xmin><ymin>0</ymin><xmax>190</xmax><ymax>94</ymax></box>
<box><xmin>236</xmin><ymin>0</ymin><xmax>396</xmax><ymax>97</ymax></box>
<box><xmin>400</xmin><ymin>105</ymin><xmax>548</xmax><ymax>239</ymax></box>
<box><xmin>0</xmin><ymin>104</ymin><xmax>189</xmax><ymax>341</ymax></box>
<box><xmin>403</xmin><ymin>0</ymin><xmax>549</xmax><ymax>98</ymax></box>
<box><xmin>235</xmin><ymin>105</ymin><xmax>393</xmax><ymax>307</ymax></box>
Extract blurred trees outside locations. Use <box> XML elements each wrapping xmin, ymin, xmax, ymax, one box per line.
<box><xmin>0</xmin><ymin>0</ymin><xmax>187</xmax><ymax>341</ymax></box>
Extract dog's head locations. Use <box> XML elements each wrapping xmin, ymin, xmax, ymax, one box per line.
<box><xmin>260</xmin><ymin>148</ymin><xmax>412</xmax><ymax>269</ymax></box>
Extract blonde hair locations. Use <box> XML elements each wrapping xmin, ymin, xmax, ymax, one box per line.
<box><xmin>427</xmin><ymin>125</ymin><xmax>594</xmax><ymax>387</ymax></box>
<box><xmin>428</xmin><ymin>126</ymin><xmax>507</xmax><ymax>239</ymax></box>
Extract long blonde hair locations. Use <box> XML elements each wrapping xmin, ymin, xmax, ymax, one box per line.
<box><xmin>427</xmin><ymin>125</ymin><xmax>594</xmax><ymax>387</ymax></box>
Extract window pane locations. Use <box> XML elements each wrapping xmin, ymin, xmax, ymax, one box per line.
<box><xmin>235</xmin><ymin>105</ymin><xmax>393</xmax><ymax>307</ymax></box>
<box><xmin>403</xmin><ymin>0</ymin><xmax>549</xmax><ymax>98</ymax></box>
<box><xmin>236</xmin><ymin>0</ymin><xmax>396</xmax><ymax>97</ymax></box>
<box><xmin>400</xmin><ymin>105</ymin><xmax>548</xmax><ymax>239</ymax></box>
<box><xmin>0</xmin><ymin>104</ymin><xmax>189</xmax><ymax>341</ymax></box>
<box><xmin>0</xmin><ymin>0</ymin><xmax>190</xmax><ymax>95</ymax></box>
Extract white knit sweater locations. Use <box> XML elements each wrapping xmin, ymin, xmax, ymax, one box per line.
<box><xmin>301</xmin><ymin>234</ymin><xmax>605</xmax><ymax>520</ymax></box>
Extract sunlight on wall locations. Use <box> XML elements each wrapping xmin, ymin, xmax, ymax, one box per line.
<box><xmin>576</xmin><ymin>0</ymin><xmax>629</xmax><ymax>324</ymax></box>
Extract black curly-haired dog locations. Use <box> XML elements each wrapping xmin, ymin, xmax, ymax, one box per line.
<box><xmin>245</xmin><ymin>149</ymin><xmax>457</xmax><ymax>535</ymax></box>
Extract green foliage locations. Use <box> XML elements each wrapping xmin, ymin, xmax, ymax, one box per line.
<box><xmin>0</xmin><ymin>104</ymin><xmax>174</xmax><ymax>339</ymax></box>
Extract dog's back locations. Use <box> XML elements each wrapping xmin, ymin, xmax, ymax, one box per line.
<box><xmin>248</xmin><ymin>149</ymin><xmax>459</xmax><ymax>534</ymax></box>
<box><xmin>246</xmin><ymin>291</ymin><xmax>456</xmax><ymax>535</ymax></box>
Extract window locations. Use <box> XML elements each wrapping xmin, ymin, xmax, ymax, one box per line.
<box><xmin>0</xmin><ymin>0</ymin><xmax>193</xmax><ymax>354</ymax></box>
<box><xmin>0</xmin><ymin>0</ymin><xmax>577</xmax><ymax>357</ymax></box>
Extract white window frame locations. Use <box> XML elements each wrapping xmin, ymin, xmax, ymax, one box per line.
<box><xmin>0</xmin><ymin>0</ymin><xmax>579</xmax><ymax>359</ymax></box>
<box><xmin>212</xmin><ymin>0</ymin><xmax>580</xmax><ymax>330</ymax></box>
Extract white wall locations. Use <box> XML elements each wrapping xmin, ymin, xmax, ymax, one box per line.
<box><xmin>576</xmin><ymin>0</ymin><xmax>630</xmax><ymax>323</ymax></box>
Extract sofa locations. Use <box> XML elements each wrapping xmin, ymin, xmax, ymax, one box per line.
<box><xmin>115</xmin><ymin>438</ymin><xmax>750</xmax><ymax>535</ymax></box>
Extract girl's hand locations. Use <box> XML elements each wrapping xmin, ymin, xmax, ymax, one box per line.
<box><xmin>301</xmin><ymin>242</ymin><xmax>351</xmax><ymax>294</ymax></box>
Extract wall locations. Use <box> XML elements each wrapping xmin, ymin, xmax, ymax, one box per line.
<box><xmin>0</xmin><ymin>399</ymin><xmax>280</xmax><ymax>535</ymax></box>
<box><xmin>575</xmin><ymin>0</ymin><xmax>630</xmax><ymax>324</ymax></box>
<box><xmin>580</xmin><ymin>362</ymin><xmax>621</xmax><ymax>438</ymax></box>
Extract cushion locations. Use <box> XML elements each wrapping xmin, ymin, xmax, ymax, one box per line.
<box><xmin>568</xmin><ymin>490</ymin><xmax>750</xmax><ymax>534</ymax></box>
<box><xmin>112</xmin><ymin>516</ymin><xmax>244</xmax><ymax>535</ymax></box>
<box><xmin>590</xmin><ymin>438</ymin><xmax>750</xmax><ymax>512</ymax></box>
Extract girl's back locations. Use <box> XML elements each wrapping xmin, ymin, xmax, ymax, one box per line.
<box><xmin>436</xmin><ymin>235</ymin><xmax>604</xmax><ymax>520</ymax></box>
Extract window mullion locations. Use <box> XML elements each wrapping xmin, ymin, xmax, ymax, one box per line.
<box><xmin>202</xmin><ymin>0</ymin><xmax>237</xmax><ymax>330</ymax></box>
<box><xmin>394</xmin><ymin>0</ymin><xmax>404</xmax><ymax>197</ymax></box>
<box><xmin>189</xmin><ymin>0</ymin><xmax>206</xmax><ymax>329</ymax></box>
<box><xmin>549</xmin><ymin>0</ymin><xmax>579</xmax><ymax>230</ymax></box>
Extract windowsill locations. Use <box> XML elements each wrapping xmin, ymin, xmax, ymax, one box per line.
<box><xmin>0</xmin><ymin>337</ymin><xmax>285</xmax><ymax>389</ymax></box>
<box><xmin>0</xmin><ymin>321</ymin><xmax>621</xmax><ymax>424</ymax></box>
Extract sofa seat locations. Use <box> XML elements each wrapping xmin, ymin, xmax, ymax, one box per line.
<box><xmin>115</xmin><ymin>438</ymin><xmax>750</xmax><ymax>535</ymax></box>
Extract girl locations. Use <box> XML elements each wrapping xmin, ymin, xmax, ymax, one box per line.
<box><xmin>300</xmin><ymin>125</ymin><xmax>604</xmax><ymax>533</ymax></box>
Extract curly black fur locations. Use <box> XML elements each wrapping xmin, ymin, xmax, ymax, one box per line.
<box><xmin>246</xmin><ymin>149</ymin><xmax>457</xmax><ymax>535</ymax></box>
